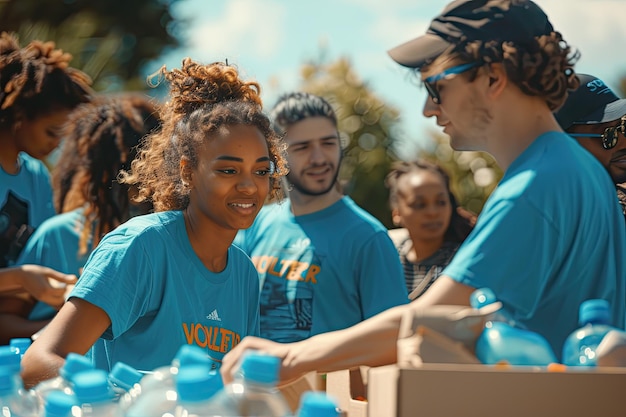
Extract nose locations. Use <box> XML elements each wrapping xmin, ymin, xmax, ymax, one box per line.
<box><xmin>309</xmin><ymin>143</ymin><xmax>325</xmax><ymax>165</ymax></box>
<box><xmin>422</xmin><ymin>95</ymin><xmax>439</xmax><ymax>119</ymax></box>
<box><xmin>236</xmin><ymin>173</ymin><xmax>258</xmax><ymax>195</ymax></box>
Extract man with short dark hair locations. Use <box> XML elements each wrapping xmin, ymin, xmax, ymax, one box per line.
<box><xmin>555</xmin><ymin>73</ymin><xmax>626</xmax><ymax>219</ymax></box>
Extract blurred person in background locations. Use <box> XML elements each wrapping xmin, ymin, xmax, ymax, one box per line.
<box><xmin>386</xmin><ymin>159</ymin><xmax>475</xmax><ymax>297</ymax></box>
<box><xmin>0</xmin><ymin>93</ymin><xmax>161</xmax><ymax>344</ymax></box>
<box><xmin>555</xmin><ymin>73</ymin><xmax>626</xmax><ymax>220</ymax></box>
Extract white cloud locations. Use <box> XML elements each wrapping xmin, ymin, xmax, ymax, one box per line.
<box><xmin>187</xmin><ymin>0</ymin><xmax>287</xmax><ymax>61</ymax></box>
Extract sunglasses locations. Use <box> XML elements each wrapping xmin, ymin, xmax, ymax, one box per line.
<box><xmin>568</xmin><ymin>115</ymin><xmax>626</xmax><ymax>150</ymax></box>
<box><xmin>422</xmin><ymin>62</ymin><xmax>483</xmax><ymax>105</ymax></box>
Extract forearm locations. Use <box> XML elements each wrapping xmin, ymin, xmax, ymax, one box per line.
<box><xmin>286</xmin><ymin>303</ymin><xmax>410</xmax><ymax>375</ymax></box>
<box><xmin>0</xmin><ymin>268</ymin><xmax>23</xmax><ymax>292</ymax></box>
<box><xmin>0</xmin><ymin>313</ymin><xmax>49</xmax><ymax>345</ymax></box>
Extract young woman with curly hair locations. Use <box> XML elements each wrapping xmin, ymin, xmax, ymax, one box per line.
<box><xmin>0</xmin><ymin>93</ymin><xmax>161</xmax><ymax>344</ymax></box>
<box><xmin>21</xmin><ymin>58</ymin><xmax>288</xmax><ymax>386</ymax></box>
<box><xmin>220</xmin><ymin>0</ymin><xmax>625</xmax><ymax>382</ymax></box>
<box><xmin>386</xmin><ymin>159</ymin><xmax>475</xmax><ymax>297</ymax></box>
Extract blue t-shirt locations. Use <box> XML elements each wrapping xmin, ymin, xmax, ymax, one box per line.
<box><xmin>0</xmin><ymin>152</ymin><xmax>55</xmax><ymax>266</ymax></box>
<box><xmin>16</xmin><ymin>208</ymin><xmax>90</xmax><ymax>320</ymax></box>
<box><xmin>70</xmin><ymin>210</ymin><xmax>260</xmax><ymax>372</ymax></box>
<box><xmin>235</xmin><ymin>196</ymin><xmax>408</xmax><ymax>342</ymax></box>
<box><xmin>444</xmin><ymin>132</ymin><xmax>626</xmax><ymax>356</ymax></box>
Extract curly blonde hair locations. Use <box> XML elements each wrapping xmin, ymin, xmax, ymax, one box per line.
<box><xmin>120</xmin><ymin>58</ymin><xmax>288</xmax><ymax>212</ymax></box>
<box><xmin>425</xmin><ymin>31</ymin><xmax>580</xmax><ymax>111</ymax></box>
<box><xmin>0</xmin><ymin>32</ymin><xmax>92</xmax><ymax>129</ymax></box>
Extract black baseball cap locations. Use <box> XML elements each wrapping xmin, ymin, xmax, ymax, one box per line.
<box><xmin>388</xmin><ymin>0</ymin><xmax>554</xmax><ymax>69</ymax></box>
<box><xmin>555</xmin><ymin>74</ymin><xmax>626</xmax><ymax>130</ymax></box>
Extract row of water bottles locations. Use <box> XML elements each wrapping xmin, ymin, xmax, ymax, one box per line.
<box><xmin>1</xmin><ymin>341</ymin><xmax>339</xmax><ymax>416</ymax></box>
<box><xmin>470</xmin><ymin>287</ymin><xmax>626</xmax><ymax>367</ymax></box>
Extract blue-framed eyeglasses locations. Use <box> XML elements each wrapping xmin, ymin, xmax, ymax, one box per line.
<box><xmin>422</xmin><ymin>62</ymin><xmax>482</xmax><ymax>105</ymax></box>
<box><xmin>568</xmin><ymin>115</ymin><xmax>626</xmax><ymax>150</ymax></box>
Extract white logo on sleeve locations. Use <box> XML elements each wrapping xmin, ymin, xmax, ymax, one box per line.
<box><xmin>206</xmin><ymin>309</ymin><xmax>221</xmax><ymax>321</ymax></box>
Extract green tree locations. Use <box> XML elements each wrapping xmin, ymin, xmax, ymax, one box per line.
<box><xmin>0</xmin><ymin>0</ymin><xmax>182</xmax><ymax>91</ymax></box>
<box><xmin>298</xmin><ymin>57</ymin><xmax>401</xmax><ymax>228</ymax></box>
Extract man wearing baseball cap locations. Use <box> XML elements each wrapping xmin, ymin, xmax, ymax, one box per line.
<box><xmin>555</xmin><ymin>74</ymin><xmax>626</xmax><ymax>219</ymax></box>
<box><xmin>221</xmin><ymin>0</ymin><xmax>626</xmax><ymax>382</ymax></box>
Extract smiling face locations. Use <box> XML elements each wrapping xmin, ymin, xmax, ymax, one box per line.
<box><xmin>283</xmin><ymin>116</ymin><xmax>341</xmax><ymax>197</ymax></box>
<box><xmin>185</xmin><ymin>124</ymin><xmax>272</xmax><ymax>233</ymax></box>
<box><xmin>14</xmin><ymin>108</ymin><xmax>73</xmax><ymax>160</ymax></box>
<box><xmin>567</xmin><ymin>119</ymin><xmax>626</xmax><ymax>184</ymax></box>
<box><xmin>392</xmin><ymin>169</ymin><xmax>453</xmax><ymax>243</ymax></box>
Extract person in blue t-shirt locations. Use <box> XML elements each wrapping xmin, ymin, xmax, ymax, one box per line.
<box><xmin>221</xmin><ymin>0</ymin><xmax>626</xmax><ymax>383</ymax></box>
<box><xmin>21</xmin><ymin>58</ymin><xmax>289</xmax><ymax>387</ymax></box>
<box><xmin>3</xmin><ymin>93</ymin><xmax>161</xmax><ymax>342</ymax></box>
<box><xmin>235</xmin><ymin>92</ymin><xmax>408</xmax><ymax>343</ymax></box>
<box><xmin>0</xmin><ymin>32</ymin><xmax>92</xmax><ymax>344</ymax></box>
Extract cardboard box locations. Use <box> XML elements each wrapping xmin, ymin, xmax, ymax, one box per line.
<box><xmin>326</xmin><ymin>367</ymin><xmax>368</xmax><ymax>417</ymax></box>
<box><xmin>368</xmin><ymin>363</ymin><xmax>626</xmax><ymax>417</ymax></box>
<box><xmin>279</xmin><ymin>372</ymin><xmax>325</xmax><ymax>413</ymax></box>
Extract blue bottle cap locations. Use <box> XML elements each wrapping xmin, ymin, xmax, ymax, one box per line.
<box><xmin>176</xmin><ymin>345</ymin><xmax>212</xmax><ymax>368</ymax></box>
<box><xmin>299</xmin><ymin>391</ymin><xmax>340</xmax><ymax>417</ymax></box>
<box><xmin>176</xmin><ymin>365</ymin><xmax>223</xmax><ymax>403</ymax></box>
<box><xmin>0</xmin><ymin>345</ymin><xmax>21</xmax><ymax>373</ymax></box>
<box><xmin>469</xmin><ymin>287</ymin><xmax>497</xmax><ymax>309</ymax></box>
<box><xmin>579</xmin><ymin>299</ymin><xmax>611</xmax><ymax>326</ymax></box>
<box><xmin>9</xmin><ymin>338</ymin><xmax>32</xmax><ymax>355</ymax></box>
<box><xmin>0</xmin><ymin>366</ymin><xmax>16</xmax><ymax>395</ymax></box>
<box><xmin>109</xmin><ymin>362</ymin><xmax>143</xmax><ymax>391</ymax></box>
<box><xmin>44</xmin><ymin>391</ymin><xmax>77</xmax><ymax>417</ymax></box>
<box><xmin>240</xmin><ymin>352</ymin><xmax>280</xmax><ymax>385</ymax></box>
<box><xmin>59</xmin><ymin>353</ymin><xmax>94</xmax><ymax>382</ymax></box>
<box><xmin>72</xmin><ymin>369</ymin><xmax>114</xmax><ymax>404</ymax></box>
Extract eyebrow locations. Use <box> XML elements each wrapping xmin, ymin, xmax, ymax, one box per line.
<box><xmin>289</xmin><ymin>134</ymin><xmax>339</xmax><ymax>147</ymax></box>
<box><xmin>216</xmin><ymin>155</ymin><xmax>271</xmax><ymax>163</ymax></box>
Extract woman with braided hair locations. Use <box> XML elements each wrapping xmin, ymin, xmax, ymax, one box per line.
<box><xmin>0</xmin><ymin>93</ymin><xmax>161</xmax><ymax>344</ymax></box>
<box><xmin>21</xmin><ymin>58</ymin><xmax>289</xmax><ymax>387</ymax></box>
<box><xmin>0</xmin><ymin>32</ymin><xmax>91</xmax><ymax>335</ymax></box>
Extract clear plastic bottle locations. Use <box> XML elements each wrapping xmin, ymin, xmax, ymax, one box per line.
<box><xmin>206</xmin><ymin>352</ymin><xmax>292</xmax><ymax>416</ymax></box>
<box><xmin>470</xmin><ymin>287</ymin><xmax>557</xmax><ymax>366</ymax></box>
<box><xmin>297</xmin><ymin>391</ymin><xmax>340</xmax><ymax>417</ymax></box>
<box><xmin>562</xmin><ymin>299</ymin><xmax>619</xmax><ymax>366</ymax></box>
<box><xmin>32</xmin><ymin>352</ymin><xmax>94</xmax><ymax>409</ymax></box>
<box><xmin>42</xmin><ymin>391</ymin><xmax>77</xmax><ymax>417</ymax></box>
<box><xmin>0</xmin><ymin>365</ymin><xmax>38</xmax><ymax>417</ymax></box>
<box><xmin>122</xmin><ymin>344</ymin><xmax>212</xmax><ymax>416</ymax></box>
<box><xmin>72</xmin><ymin>369</ymin><xmax>118</xmax><ymax>417</ymax></box>
<box><xmin>0</xmin><ymin>345</ymin><xmax>24</xmax><ymax>391</ymax></box>
<box><xmin>107</xmin><ymin>362</ymin><xmax>142</xmax><ymax>402</ymax></box>
<box><xmin>172</xmin><ymin>364</ymin><xmax>223</xmax><ymax>417</ymax></box>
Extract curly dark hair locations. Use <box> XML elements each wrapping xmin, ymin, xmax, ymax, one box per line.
<box><xmin>120</xmin><ymin>58</ymin><xmax>288</xmax><ymax>212</ymax></box>
<box><xmin>385</xmin><ymin>159</ymin><xmax>476</xmax><ymax>243</ymax></box>
<box><xmin>423</xmin><ymin>29</ymin><xmax>580</xmax><ymax>111</ymax></box>
<box><xmin>52</xmin><ymin>93</ymin><xmax>161</xmax><ymax>254</ymax></box>
<box><xmin>0</xmin><ymin>32</ymin><xmax>92</xmax><ymax>130</ymax></box>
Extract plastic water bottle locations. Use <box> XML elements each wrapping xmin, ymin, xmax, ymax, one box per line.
<box><xmin>72</xmin><ymin>369</ymin><xmax>118</xmax><ymax>417</ymax></box>
<box><xmin>0</xmin><ymin>345</ymin><xmax>24</xmax><ymax>391</ymax></box>
<box><xmin>297</xmin><ymin>391</ymin><xmax>340</xmax><ymax>417</ymax></box>
<box><xmin>172</xmin><ymin>364</ymin><xmax>223</xmax><ymax>416</ymax></box>
<box><xmin>207</xmin><ymin>352</ymin><xmax>292</xmax><ymax>416</ymax></box>
<box><xmin>470</xmin><ymin>287</ymin><xmax>524</xmax><ymax>328</ymax></box>
<box><xmin>42</xmin><ymin>391</ymin><xmax>77</xmax><ymax>417</ymax></box>
<box><xmin>108</xmin><ymin>362</ymin><xmax>142</xmax><ymax>402</ymax></box>
<box><xmin>122</xmin><ymin>344</ymin><xmax>212</xmax><ymax>416</ymax></box>
<box><xmin>32</xmin><ymin>352</ymin><xmax>94</xmax><ymax>408</ymax></box>
<box><xmin>9</xmin><ymin>338</ymin><xmax>32</xmax><ymax>358</ymax></box>
<box><xmin>470</xmin><ymin>288</ymin><xmax>557</xmax><ymax>366</ymax></box>
<box><xmin>0</xmin><ymin>366</ymin><xmax>38</xmax><ymax>417</ymax></box>
<box><xmin>562</xmin><ymin>299</ymin><xmax>619</xmax><ymax>366</ymax></box>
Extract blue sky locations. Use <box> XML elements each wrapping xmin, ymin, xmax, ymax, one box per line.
<box><xmin>154</xmin><ymin>0</ymin><xmax>626</xmax><ymax>158</ymax></box>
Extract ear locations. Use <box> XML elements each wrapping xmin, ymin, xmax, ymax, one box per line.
<box><xmin>484</xmin><ymin>63</ymin><xmax>508</xmax><ymax>99</ymax></box>
<box><xmin>180</xmin><ymin>157</ymin><xmax>193</xmax><ymax>188</ymax></box>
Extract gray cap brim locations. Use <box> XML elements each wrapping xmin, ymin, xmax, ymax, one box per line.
<box><xmin>387</xmin><ymin>33</ymin><xmax>451</xmax><ymax>69</ymax></box>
